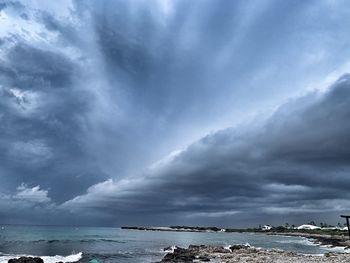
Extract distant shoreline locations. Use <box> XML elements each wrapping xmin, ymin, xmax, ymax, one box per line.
<box><xmin>121</xmin><ymin>226</ymin><xmax>350</xmax><ymax>248</ymax></box>
<box><xmin>121</xmin><ymin>226</ymin><xmax>224</xmax><ymax>232</ymax></box>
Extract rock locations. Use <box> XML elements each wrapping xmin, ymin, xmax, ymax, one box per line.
<box><xmin>158</xmin><ymin>244</ymin><xmax>350</xmax><ymax>263</ymax></box>
<box><xmin>187</xmin><ymin>245</ymin><xmax>206</xmax><ymax>251</ymax></box>
<box><xmin>195</xmin><ymin>255</ymin><xmax>210</xmax><ymax>261</ymax></box>
<box><xmin>158</xmin><ymin>245</ymin><xmax>228</xmax><ymax>262</ymax></box>
<box><xmin>159</xmin><ymin>246</ymin><xmax>198</xmax><ymax>262</ymax></box>
<box><xmin>163</xmin><ymin>246</ymin><xmax>181</xmax><ymax>252</ymax></box>
<box><xmin>8</xmin><ymin>257</ymin><xmax>44</xmax><ymax>263</ymax></box>
<box><xmin>163</xmin><ymin>246</ymin><xmax>172</xmax><ymax>251</ymax></box>
<box><xmin>161</xmin><ymin>247</ymin><xmax>196</xmax><ymax>262</ymax></box>
<box><xmin>317</xmin><ymin>237</ymin><xmax>343</xmax><ymax>247</ymax></box>
<box><xmin>210</xmin><ymin>246</ymin><xmax>229</xmax><ymax>253</ymax></box>
<box><xmin>229</xmin><ymin>244</ymin><xmax>250</xmax><ymax>250</ymax></box>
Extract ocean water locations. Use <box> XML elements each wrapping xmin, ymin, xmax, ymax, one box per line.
<box><xmin>0</xmin><ymin>225</ymin><xmax>347</xmax><ymax>263</ymax></box>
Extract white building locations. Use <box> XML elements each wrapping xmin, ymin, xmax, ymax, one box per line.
<box><xmin>296</xmin><ymin>224</ymin><xmax>321</xmax><ymax>230</ymax></box>
<box><xmin>262</xmin><ymin>225</ymin><xmax>272</xmax><ymax>231</ymax></box>
<box><xmin>321</xmin><ymin>227</ymin><xmax>337</xmax><ymax>230</ymax></box>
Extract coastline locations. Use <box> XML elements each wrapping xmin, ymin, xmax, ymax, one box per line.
<box><xmin>7</xmin><ymin>244</ymin><xmax>350</xmax><ymax>263</ymax></box>
<box><xmin>267</xmin><ymin>231</ymin><xmax>350</xmax><ymax>248</ymax></box>
<box><xmin>157</xmin><ymin>245</ymin><xmax>350</xmax><ymax>263</ymax></box>
<box><xmin>122</xmin><ymin>226</ymin><xmax>350</xmax><ymax>249</ymax></box>
<box><xmin>4</xmin><ymin>227</ymin><xmax>350</xmax><ymax>263</ymax></box>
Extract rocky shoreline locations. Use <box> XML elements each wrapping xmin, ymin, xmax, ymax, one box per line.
<box><xmin>8</xmin><ymin>258</ymin><xmax>44</xmax><ymax>263</ymax></box>
<box><xmin>6</xmin><ymin>258</ymin><xmax>66</xmax><ymax>263</ymax></box>
<box><xmin>6</xmin><ymin>243</ymin><xmax>350</xmax><ymax>263</ymax></box>
<box><xmin>158</xmin><ymin>244</ymin><xmax>350</xmax><ymax>263</ymax></box>
<box><xmin>6</xmin><ymin>231</ymin><xmax>350</xmax><ymax>263</ymax></box>
<box><xmin>268</xmin><ymin>232</ymin><xmax>350</xmax><ymax>248</ymax></box>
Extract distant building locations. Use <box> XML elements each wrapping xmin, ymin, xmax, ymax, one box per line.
<box><xmin>296</xmin><ymin>224</ymin><xmax>321</xmax><ymax>230</ymax></box>
<box><xmin>322</xmin><ymin>227</ymin><xmax>337</xmax><ymax>230</ymax></box>
<box><xmin>262</xmin><ymin>225</ymin><xmax>272</xmax><ymax>231</ymax></box>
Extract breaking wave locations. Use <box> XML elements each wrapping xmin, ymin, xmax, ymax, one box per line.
<box><xmin>0</xmin><ymin>252</ymin><xmax>82</xmax><ymax>263</ymax></box>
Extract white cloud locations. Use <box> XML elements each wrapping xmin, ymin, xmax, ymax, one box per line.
<box><xmin>0</xmin><ymin>5</ymin><xmax>58</xmax><ymax>45</ymax></box>
<box><xmin>15</xmin><ymin>183</ymin><xmax>51</xmax><ymax>203</ymax></box>
<box><xmin>306</xmin><ymin>62</ymin><xmax>350</xmax><ymax>93</ymax></box>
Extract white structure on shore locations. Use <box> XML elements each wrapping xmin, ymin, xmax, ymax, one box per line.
<box><xmin>262</xmin><ymin>225</ymin><xmax>272</xmax><ymax>231</ymax></box>
<box><xmin>296</xmin><ymin>224</ymin><xmax>321</xmax><ymax>230</ymax></box>
<box><xmin>322</xmin><ymin>227</ymin><xmax>338</xmax><ymax>230</ymax></box>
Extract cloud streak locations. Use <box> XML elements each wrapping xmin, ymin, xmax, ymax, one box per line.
<box><xmin>62</xmin><ymin>75</ymin><xmax>350</xmax><ymax>226</ymax></box>
<box><xmin>1</xmin><ymin>0</ymin><xmax>350</xmax><ymax>226</ymax></box>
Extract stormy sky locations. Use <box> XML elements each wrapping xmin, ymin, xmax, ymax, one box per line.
<box><xmin>1</xmin><ymin>0</ymin><xmax>350</xmax><ymax>227</ymax></box>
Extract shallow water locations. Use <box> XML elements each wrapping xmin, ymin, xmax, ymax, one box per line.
<box><xmin>0</xmin><ymin>225</ymin><xmax>347</xmax><ymax>263</ymax></box>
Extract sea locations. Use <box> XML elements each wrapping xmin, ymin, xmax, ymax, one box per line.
<box><xmin>0</xmin><ymin>225</ymin><xmax>348</xmax><ymax>263</ymax></box>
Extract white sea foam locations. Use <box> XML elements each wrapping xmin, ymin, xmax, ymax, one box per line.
<box><xmin>0</xmin><ymin>252</ymin><xmax>82</xmax><ymax>263</ymax></box>
<box><xmin>162</xmin><ymin>245</ymin><xmax>178</xmax><ymax>253</ymax></box>
<box><xmin>278</xmin><ymin>237</ymin><xmax>317</xmax><ymax>246</ymax></box>
<box><xmin>224</xmin><ymin>242</ymin><xmax>252</xmax><ymax>251</ymax></box>
<box><xmin>223</xmin><ymin>244</ymin><xmax>231</xmax><ymax>250</ymax></box>
<box><xmin>319</xmin><ymin>245</ymin><xmax>350</xmax><ymax>253</ymax></box>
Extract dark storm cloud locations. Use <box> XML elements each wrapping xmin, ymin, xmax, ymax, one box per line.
<box><xmin>0</xmin><ymin>43</ymin><xmax>76</xmax><ymax>89</ymax></box>
<box><xmin>0</xmin><ymin>32</ymin><xmax>107</xmax><ymax>202</ymax></box>
<box><xmin>0</xmin><ymin>1</ymin><xmax>23</xmax><ymax>12</ymax></box>
<box><xmin>1</xmin><ymin>0</ymin><xmax>350</xmax><ymax>226</ymax></box>
<box><xmin>64</xmin><ymin>0</ymin><xmax>321</xmax><ymax>178</ymax></box>
<box><xmin>64</xmin><ymin>75</ymin><xmax>350</xmax><ymax>226</ymax></box>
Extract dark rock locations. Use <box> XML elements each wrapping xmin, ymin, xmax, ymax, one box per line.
<box><xmin>159</xmin><ymin>247</ymin><xmax>196</xmax><ymax>262</ymax></box>
<box><xmin>8</xmin><ymin>257</ymin><xmax>44</xmax><ymax>263</ymax></box>
<box><xmin>316</xmin><ymin>237</ymin><xmax>343</xmax><ymax>247</ymax></box>
<box><xmin>229</xmin><ymin>244</ymin><xmax>251</xmax><ymax>250</ymax></box>
<box><xmin>158</xmin><ymin>245</ymin><xmax>231</xmax><ymax>262</ymax></box>
<box><xmin>196</xmin><ymin>255</ymin><xmax>210</xmax><ymax>261</ymax></box>
<box><xmin>211</xmin><ymin>246</ymin><xmax>229</xmax><ymax>253</ymax></box>
<box><xmin>163</xmin><ymin>246</ymin><xmax>172</xmax><ymax>251</ymax></box>
<box><xmin>188</xmin><ymin>245</ymin><xmax>206</xmax><ymax>251</ymax></box>
<box><xmin>163</xmin><ymin>246</ymin><xmax>181</xmax><ymax>252</ymax></box>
